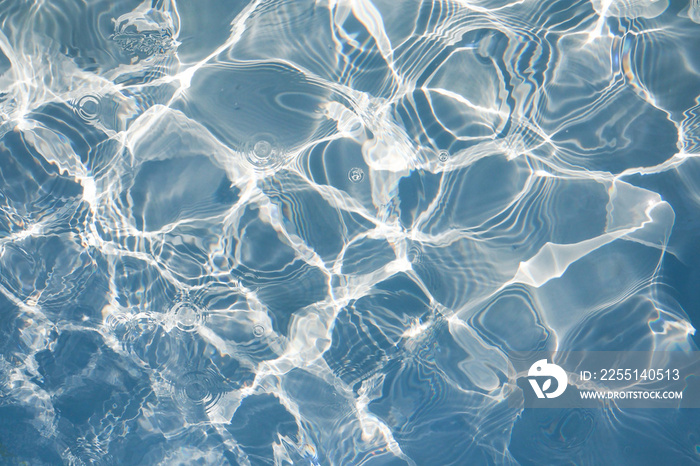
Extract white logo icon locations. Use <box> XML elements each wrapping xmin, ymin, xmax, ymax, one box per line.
<box><xmin>528</xmin><ymin>359</ymin><xmax>568</xmax><ymax>398</ymax></box>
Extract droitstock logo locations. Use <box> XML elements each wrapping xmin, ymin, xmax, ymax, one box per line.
<box><xmin>528</xmin><ymin>359</ymin><xmax>568</xmax><ymax>399</ymax></box>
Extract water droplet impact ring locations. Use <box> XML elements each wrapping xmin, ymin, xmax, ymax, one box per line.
<box><xmin>74</xmin><ymin>94</ymin><xmax>101</xmax><ymax>122</ymax></box>
<box><xmin>170</xmin><ymin>302</ymin><xmax>206</xmax><ymax>332</ymax></box>
<box><xmin>348</xmin><ymin>167</ymin><xmax>365</xmax><ymax>183</ymax></box>
<box><xmin>243</xmin><ymin>135</ymin><xmax>284</xmax><ymax>171</ymax></box>
<box><xmin>174</xmin><ymin>369</ymin><xmax>226</xmax><ymax>413</ymax></box>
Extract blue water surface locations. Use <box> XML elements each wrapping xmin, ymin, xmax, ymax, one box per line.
<box><xmin>1</xmin><ymin>0</ymin><xmax>700</xmax><ymax>464</ymax></box>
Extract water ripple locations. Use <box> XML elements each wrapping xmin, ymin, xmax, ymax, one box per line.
<box><xmin>0</xmin><ymin>0</ymin><xmax>698</xmax><ymax>464</ymax></box>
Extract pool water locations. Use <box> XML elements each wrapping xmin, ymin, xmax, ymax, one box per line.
<box><xmin>0</xmin><ymin>0</ymin><xmax>699</xmax><ymax>464</ymax></box>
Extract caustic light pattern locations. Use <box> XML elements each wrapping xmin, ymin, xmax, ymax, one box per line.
<box><xmin>0</xmin><ymin>0</ymin><xmax>699</xmax><ymax>465</ymax></box>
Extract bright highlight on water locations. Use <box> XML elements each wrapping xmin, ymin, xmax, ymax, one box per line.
<box><xmin>0</xmin><ymin>0</ymin><xmax>699</xmax><ymax>465</ymax></box>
